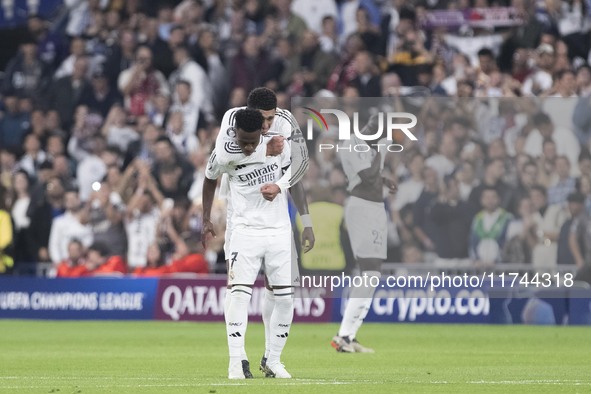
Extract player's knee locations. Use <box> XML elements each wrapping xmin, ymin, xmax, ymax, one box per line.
<box><xmin>349</xmin><ymin>271</ymin><xmax>381</xmax><ymax>298</ymax></box>
<box><xmin>273</xmin><ymin>287</ymin><xmax>294</xmax><ymax>308</ymax></box>
<box><xmin>230</xmin><ymin>285</ymin><xmax>253</xmax><ymax>302</ymax></box>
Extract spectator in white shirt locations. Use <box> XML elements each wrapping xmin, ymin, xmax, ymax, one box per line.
<box><xmin>291</xmin><ymin>0</ymin><xmax>337</xmax><ymax>34</ymax></box>
<box><xmin>64</xmin><ymin>0</ymin><xmax>92</xmax><ymax>37</ymax></box>
<box><xmin>197</xmin><ymin>26</ymin><xmax>229</xmax><ymax>117</ymax></box>
<box><xmin>392</xmin><ymin>152</ymin><xmax>425</xmax><ymax>211</ymax></box>
<box><xmin>457</xmin><ymin>160</ymin><xmax>479</xmax><ymax>201</ymax></box>
<box><xmin>169</xmin><ymin>80</ymin><xmax>199</xmax><ymax>137</ymax></box>
<box><xmin>48</xmin><ymin>188</ymin><xmax>93</xmax><ymax>263</ymax></box>
<box><xmin>100</xmin><ymin>105</ymin><xmax>139</xmax><ymax>153</ymax></box>
<box><xmin>165</xmin><ymin>110</ymin><xmax>199</xmax><ymax>156</ymax></box>
<box><xmin>522</xmin><ymin>44</ymin><xmax>555</xmax><ymax>96</ymax></box>
<box><xmin>124</xmin><ymin>166</ymin><xmax>164</xmax><ymax>269</ymax></box>
<box><xmin>17</xmin><ymin>134</ymin><xmax>48</xmax><ymax>178</ymax></box>
<box><xmin>76</xmin><ymin>135</ymin><xmax>108</xmax><ymax>202</ymax></box>
<box><xmin>169</xmin><ymin>45</ymin><xmax>214</xmax><ymax>124</ymax></box>
<box><xmin>524</xmin><ymin>112</ymin><xmax>580</xmax><ymax>175</ymax></box>
<box><xmin>54</xmin><ymin>37</ymin><xmax>99</xmax><ymax>80</ymax></box>
<box><xmin>149</xmin><ymin>93</ymin><xmax>171</xmax><ymax>128</ymax></box>
<box><xmin>318</xmin><ymin>15</ymin><xmax>338</xmax><ymax>54</ymax></box>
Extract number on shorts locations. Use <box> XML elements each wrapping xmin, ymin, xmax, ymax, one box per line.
<box><xmin>230</xmin><ymin>252</ymin><xmax>238</xmax><ymax>268</ymax></box>
<box><xmin>372</xmin><ymin>230</ymin><xmax>383</xmax><ymax>245</ymax></box>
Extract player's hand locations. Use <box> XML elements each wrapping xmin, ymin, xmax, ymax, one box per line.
<box><xmin>201</xmin><ymin>220</ymin><xmax>216</xmax><ymax>249</ymax></box>
<box><xmin>383</xmin><ymin>177</ymin><xmax>398</xmax><ymax>194</ymax></box>
<box><xmin>301</xmin><ymin>227</ymin><xmax>315</xmax><ymax>253</ymax></box>
<box><xmin>266</xmin><ymin>136</ymin><xmax>284</xmax><ymax>156</ymax></box>
<box><xmin>260</xmin><ymin>183</ymin><xmax>281</xmax><ymax>201</ymax></box>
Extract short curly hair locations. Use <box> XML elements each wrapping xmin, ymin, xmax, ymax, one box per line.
<box><xmin>235</xmin><ymin>108</ymin><xmax>264</xmax><ymax>133</ymax></box>
<box><xmin>247</xmin><ymin>87</ymin><xmax>277</xmax><ymax>111</ymax></box>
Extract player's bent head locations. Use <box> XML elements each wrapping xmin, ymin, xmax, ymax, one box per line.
<box><xmin>235</xmin><ymin>108</ymin><xmax>264</xmax><ymax>156</ymax></box>
<box><xmin>235</xmin><ymin>108</ymin><xmax>263</xmax><ymax>133</ymax></box>
<box><xmin>247</xmin><ymin>87</ymin><xmax>277</xmax><ymax>111</ymax></box>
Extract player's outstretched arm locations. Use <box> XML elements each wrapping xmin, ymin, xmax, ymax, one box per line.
<box><xmin>201</xmin><ymin>177</ymin><xmax>218</xmax><ymax>249</ymax></box>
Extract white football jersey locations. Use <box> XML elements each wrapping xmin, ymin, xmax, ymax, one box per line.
<box><xmin>206</xmin><ymin>136</ymin><xmax>292</xmax><ymax>235</ymax></box>
<box><xmin>339</xmin><ymin>136</ymin><xmax>388</xmax><ymax>192</ymax></box>
<box><xmin>215</xmin><ymin>106</ymin><xmax>308</xmax><ymax>186</ymax></box>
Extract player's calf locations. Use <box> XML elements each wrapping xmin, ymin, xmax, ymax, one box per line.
<box><xmin>266</xmin><ymin>287</ymin><xmax>294</xmax><ymax>373</ymax></box>
<box><xmin>226</xmin><ymin>285</ymin><xmax>252</xmax><ymax>379</ymax></box>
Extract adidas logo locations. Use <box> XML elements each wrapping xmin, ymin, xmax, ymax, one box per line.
<box><xmin>278</xmin><ymin>324</ymin><xmax>290</xmax><ymax>328</ymax></box>
<box><xmin>229</xmin><ymin>332</ymin><xmax>242</xmax><ymax>338</ymax></box>
<box><xmin>276</xmin><ymin>332</ymin><xmax>289</xmax><ymax>338</ymax></box>
<box><xmin>235</xmin><ymin>164</ymin><xmax>246</xmax><ymax>170</ymax></box>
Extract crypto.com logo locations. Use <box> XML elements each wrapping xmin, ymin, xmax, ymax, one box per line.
<box><xmin>302</xmin><ymin>107</ymin><xmax>418</xmax><ymax>152</ymax></box>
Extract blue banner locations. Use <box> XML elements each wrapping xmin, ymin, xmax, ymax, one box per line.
<box><xmin>0</xmin><ymin>277</ymin><xmax>588</xmax><ymax>325</ymax></box>
<box><xmin>0</xmin><ymin>277</ymin><xmax>158</xmax><ymax>320</ymax></box>
<box><xmin>567</xmin><ymin>288</ymin><xmax>591</xmax><ymax>325</ymax></box>
<box><xmin>332</xmin><ymin>286</ymin><xmax>490</xmax><ymax>323</ymax></box>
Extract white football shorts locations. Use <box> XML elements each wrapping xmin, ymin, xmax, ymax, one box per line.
<box><xmin>228</xmin><ymin>229</ymin><xmax>297</xmax><ymax>286</ymax></box>
<box><xmin>344</xmin><ymin>196</ymin><xmax>388</xmax><ymax>260</ymax></box>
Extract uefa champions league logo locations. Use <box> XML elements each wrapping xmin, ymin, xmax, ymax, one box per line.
<box><xmin>303</xmin><ymin>107</ymin><xmax>418</xmax><ymax>152</ymax></box>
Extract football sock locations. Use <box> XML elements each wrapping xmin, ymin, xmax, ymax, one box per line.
<box><xmin>350</xmin><ymin>271</ymin><xmax>381</xmax><ymax>339</ymax></box>
<box><xmin>262</xmin><ymin>288</ymin><xmax>275</xmax><ymax>359</ymax></box>
<box><xmin>267</xmin><ymin>287</ymin><xmax>294</xmax><ymax>367</ymax></box>
<box><xmin>338</xmin><ymin>271</ymin><xmax>381</xmax><ymax>339</ymax></box>
<box><xmin>226</xmin><ymin>285</ymin><xmax>252</xmax><ymax>363</ymax></box>
<box><xmin>224</xmin><ymin>287</ymin><xmax>248</xmax><ymax>360</ymax></box>
<box><xmin>224</xmin><ymin>288</ymin><xmax>230</xmax><ymax>323</ymax></box>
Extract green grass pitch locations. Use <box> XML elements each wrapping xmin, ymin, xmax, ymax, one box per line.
<box><xmin>0</xmin><ymin>320</ymin><xmax>589</xmax><ymax>393</ymax></box>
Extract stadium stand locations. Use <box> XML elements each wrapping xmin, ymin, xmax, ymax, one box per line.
<box><xmin>0</xmin><ymin>0</ymin><xmax>590</xmax><ymax>282</ymax></box>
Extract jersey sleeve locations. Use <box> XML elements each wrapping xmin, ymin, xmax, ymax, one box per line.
<box><xmin>214</xmin><ymin>108</ymin><xmax>248</xmax><ymax>166</ymax></box>
<box><xmin>205</xmin><ymin>151</ymin><xmax>225</xmax><ymax>180</ymax></box>
<box><xmin>275</xmin><ymin>109</ymin><xmax>309</xmax><ymax>186</ymax></box>
<box><xmin>275</xmin><ymin>142</ymin><xmax>292</xmax><ymax>193</ymax></box>
<box><xmin>289</xmin><ymin>126</ymin><xmax>309</xmax><ymax>187</ymax></box>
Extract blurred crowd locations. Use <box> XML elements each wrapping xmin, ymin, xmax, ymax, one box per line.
<box><xmin>1</xmin><ymin>0</ymin><xmax>591</xmax><ymax>276</ymax></box>
<box><xmin>298</xmin><ymin>96</ymin><xmax>591</xmax><ymax>270</ymax></box>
